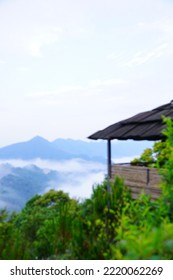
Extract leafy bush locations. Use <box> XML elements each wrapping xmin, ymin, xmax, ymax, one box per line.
<box><xmin>131</xmin><ymin>118</ymin><xmax>172</xmax><ymax>167</ymax></box>
<box><xmin>70</xmin><ymin>177</ymin><xmax>131</xmax><ymax>259</ymax></box>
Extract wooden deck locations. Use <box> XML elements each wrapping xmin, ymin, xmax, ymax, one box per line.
<box><xmin>111</xmin><ymin>164</ymin><xmax>162</xmax><ymax>199</ymax></box>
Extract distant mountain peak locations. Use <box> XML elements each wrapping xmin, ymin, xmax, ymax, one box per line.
<box><xmin>29</xmin><ymin>136</ymin><xmax>50</xmax><ymax>143</ymax></box>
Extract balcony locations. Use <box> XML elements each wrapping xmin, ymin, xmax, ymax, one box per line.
<box><xmin>111</xmin><ymin>163</ymin><xmax>162</xmax><ymax>199</ymax></box>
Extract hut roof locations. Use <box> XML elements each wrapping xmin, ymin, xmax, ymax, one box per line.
<box><xmin>88</xmin><ymin>101</ymin><xmax>173</xmax><ymax>141</ymax></box>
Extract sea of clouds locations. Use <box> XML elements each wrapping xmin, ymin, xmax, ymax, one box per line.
<box><xmin>0</xmin><ymin>154</ymin><xmax>139</xmax><ymax>212</ymax></box>
<box><xmin>0</xmin><ymin>158</ymin><xmax>107</xmax><ymax>201</ymax></box>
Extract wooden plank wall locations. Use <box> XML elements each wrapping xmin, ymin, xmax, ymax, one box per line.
<box><xmin>111</xmin><ymin>164</ymin><xmax>162</xmax><ymax>199</ymax></box>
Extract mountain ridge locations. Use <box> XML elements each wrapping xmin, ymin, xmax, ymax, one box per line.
<box><xmin>0</xmin><ymin>136</ymin><xmax>153</xmax><ymax>162</ymax></box>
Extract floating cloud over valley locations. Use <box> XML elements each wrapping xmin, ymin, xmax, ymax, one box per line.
<box><xmin>0</xmin><ymin>158</ymin><xmax>106</xmax><ymax>211</ymax></box>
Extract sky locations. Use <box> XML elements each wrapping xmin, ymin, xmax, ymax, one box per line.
<box><xmin>1</xmin><ymin>0</ymin><xmax>173</xmax><ymax>147</ymax></box>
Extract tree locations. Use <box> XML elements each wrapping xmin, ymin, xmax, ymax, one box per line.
<box><xmin>131</xmin><ymin>118</ymin><xmax>172</xmax><ymax>167</ymax></box>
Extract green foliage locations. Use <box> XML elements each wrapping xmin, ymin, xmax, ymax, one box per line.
<box><xmin>131</xmin><ymin>148</ymin><xmax>155</xmax><ymax>166</ymax></box>
<box><xmin>13</xmin><ymin>189</ymin><xmax>78</xmax><ymax>259</ymax></box>
<box><xmin>157</xmin><ymin>117</ymin><xmax>173</xmax><ymax>221</ymax></box>
<box><xmin>131</xmin><ymin>119</ymin><xmax>172</xmax><ymax>167</ymax></box>
<box><xmin>70</xmin><ymin>177</ymin><xmax>132</xmax><ymax>259</ymax></box>
<box><xmin>112</xmin><ymin>219</ymin><xmax>173</xmax><ymax>260</ymax></box>
<box><xmin>153</xmin><ymin>141</ymin><xmax>170</xmax><ymax>167</ymax></box>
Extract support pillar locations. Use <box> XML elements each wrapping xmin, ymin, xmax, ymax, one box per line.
<box><xmin>107</xmin><ymin>139</ymin><xmax>111</xmax><ymax>193</ymax></box>
<box><xmin>107</xmin><ymin>139</ymin><xmax>111</xmax><ymax>179</ymax></box>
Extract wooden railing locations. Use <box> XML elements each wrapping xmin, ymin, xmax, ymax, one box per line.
<box><xmin>111</xmin><ymin>164</ymin><xmax>162</xmax><ymax>199</ymax></box>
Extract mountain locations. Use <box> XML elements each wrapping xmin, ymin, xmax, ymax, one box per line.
<box><xmin>0</xmin><ymin>136</ymin><xmax>153</xmax><ymax>162</ymax></box>
<box><xmin>52</xmin><ymin>138</ymin><xmax>107</xmax><ymax>162</ymax></box>
<box><xmin>53</xmin><ymin>138</ymin><xmax>153</xmax><ymax>160</ymax></box>
<box><xmin>0</xmin><ymin>136</ymin><xmax>70</xmax><ymax>160</ymax></box>
<box><xmin>0</xmin><ymin>163</ymin><xmax>59</xmax><ymax>212</ymax></box>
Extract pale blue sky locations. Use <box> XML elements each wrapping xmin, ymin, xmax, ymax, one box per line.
<box><xmin>1</xmin><ymin>0</ymin><xmax>173</xmax><ymax>146</ymax></box>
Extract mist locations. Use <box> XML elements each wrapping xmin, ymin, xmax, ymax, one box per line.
<box><xmin>0</xmin><ymin>158</ymin><xmax>106</xmax><ymax>208</ymax></box>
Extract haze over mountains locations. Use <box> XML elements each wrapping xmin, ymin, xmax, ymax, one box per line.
<box><xmin>0</xmin><ymin>136</ymin><xmax>152</xmax><ymax>212</ymax></box>
<box><xmin>0</xmin><ymin>163</ymin><xmax>58</xmax><ymax>212</ymax></box>
<box><xmin>0</xmin><ymin>136</ymin><xmax>152</xmax><ymax>162</ymax></box>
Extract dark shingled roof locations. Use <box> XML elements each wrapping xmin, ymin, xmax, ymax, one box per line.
<box><xmin>88</xmin><ymin>101</ymin><xmax>173</xmax><ymax>141</ymax></box>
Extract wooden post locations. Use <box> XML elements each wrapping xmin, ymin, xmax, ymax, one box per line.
<box><xmin>107</xmin><ymin>139</ymin><xmax>111</xmax><ymax>193</ymax></box>
<box><xmin>107</xmin><ymin>139</ymin><xmax>111</xmax><ymax>178</ymax></box>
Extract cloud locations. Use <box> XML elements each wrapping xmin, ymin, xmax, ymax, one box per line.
<box><xmin>0</xmin><ymin>158</ymin><xmax>105</xmax><ymax>174</ymax></box>
<box><xmin>126</xmin><ymin>18</ymin><xmax>173</xmax><ymax>67</ymax></box>
<box><xmin>108</xmin><ymin>14</ymin><xmax>173</xmax><ymax>68</ymax></box>
<box><xmin>27</xmin><ymin>26</ymin><xmax>64</xmax><ymax>57</ymax></box>
<box><xmin>0</xmin><ymin>0</ymin><xmax>90</xmax><ymax>58</ymax></box>
<box><xmin>0</xmin><ymin>158</ymin><xmax>106</xmax><ymax>200</ymax></box>
<box><xmin>28</xmin><ymin>78</ymin><xmax>129</xmax><ymax>104</ymax></box>
<box><xmin>0</xmin><ymin>19</ymin><xmax>64</xmax><ymax>58</ymax></box>
<box><xmin>124</xmin><ymin>43</ymin><xmax>172</xmax><ymax>67</ymax></box>
<box><xmin>112</xmin><ymin>156</ymin><xmax>139</xmax><ymax>163</ymax></box>
<box><xmin>49</xmin><ymin>171</ymin><xmax>105</xmax><ymax>200</ymax></box>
